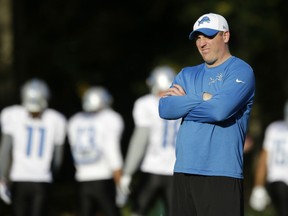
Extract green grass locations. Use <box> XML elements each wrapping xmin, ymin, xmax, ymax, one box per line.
<box><xmin>245</xmin><ymin>205</ymin><xmax>276</xmax><ymax>216</ymax></box>
<box><xmin>120</xmin><ymin>200</ymin><xmax>277</xmax><ymax>216</ymax></box>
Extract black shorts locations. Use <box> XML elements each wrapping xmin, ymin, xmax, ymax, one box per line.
<box><xmin>267</xmin><ymin>181</ymin><xmax>288</xmax><ymax>216</ymax></box>
<box><xmin>170</xmin><ymin>173</ymin><xmax>244</xmax><ymax>216</ymax></box>
<box><xmin>77</xmin><ymin>179</ymin><xmax>120</xmax><ymax>216</ymax></box>
<box><xmin>11</xmin><ymin>182</ymin><xmax>50</xmax><ymax>216</ymax></box>
<box><xmin>133</xmin><ymin>172</ymin><xmax>173</xmax><ymax>215</ymax></box>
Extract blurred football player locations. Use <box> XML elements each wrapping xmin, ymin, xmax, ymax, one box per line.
<box><xmin>250</xmin><ymin>101</ymin><xmax>288</xmax><ymax>216</ymax></box>
<box><xmin>0</xmin><ymin>78</ymin><xmax>67</xmax><ymax>216</ymax></box>
<box><xmin>118</xmin><ymin>65</ymin><xmax>181</xmax><ymax>216</ymax></box>
<box><xmin>67</xmin><ymin>86</ymin><xmax>124</xmax><ymax>216</ymax></box>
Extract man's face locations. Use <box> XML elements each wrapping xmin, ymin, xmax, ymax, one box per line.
<box><xmin>195</xmin><ymin>31</ymin><xmax>230</xmax><ymax>67</ymax></box>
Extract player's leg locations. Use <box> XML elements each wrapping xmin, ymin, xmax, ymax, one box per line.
<box><xmin>30</xmin><ymin>183</ymin><xmax>50</xmax><ymax>216</ymax></box>
<box><xmin>134</xmin><ymin>173</ymin><xmax>165</xmax><ymax>215</ymax></box>
<box><xmin>93</xmin><ymin>179</ymin><xmax>121</xmax><ymax>216</ymax></box>
<box><xmin>267</xmin><ymin>181</ymin><xmax>288</xmax><ymax>216</ymax></box>
<box><xmin>11</xmin><ymin>182</ymin><xmax>29</xmax><ymax>216</ymax></box>
<box><xmin>162</xmin><ymin>175</ymin><xmax>173</xmax><ymax>216</ymax></box>
<box><xmin>77</xmin><ymin>182</ymin><xmax>94</xmax><ymax>216</ymax></box>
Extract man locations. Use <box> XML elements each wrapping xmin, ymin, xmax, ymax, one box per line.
<box><xmin>67</xmin><ymin>86</ymin><xmax>123</xmax><ymax>216</ymax></box>
<box><xmin>250</xmin><ymin>101</ymin><xmax>288</xmax><ymax>216</ymax></box>
<box><xmin>118</xmin><ymin>66</ymin><xmax>181</xmax><ymax>216</ymax></box>
<box><xmin>0</xmin><ymin>78</ymin><xmax>67</xmax><ymax>216</ymax></box>
<box><xmin>158</xmin><ymin>13</ymin><xmax>255</xmax><ymax>216</ymax></box>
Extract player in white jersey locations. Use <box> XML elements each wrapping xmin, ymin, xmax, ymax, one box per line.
<box><xmin>0</xmin><ymin>78</ymin><xmax>67</xmax><ymax>216</ymax></box>
<box><xmin>67</xmin><ymin>86</ymin><xmax>124</xmax><ymax>216</ymax></box>
<box><xmin>250</xmin><ymin>101</ymin><xmax>288</xmax><ymax>216</ymax></box>
<box><xmin>118</xmin><ymin>66</ymin><xmax>180</xmax><ymax>216</ymax></box>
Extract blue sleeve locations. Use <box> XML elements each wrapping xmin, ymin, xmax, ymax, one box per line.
<box><xmin>184</xmin><ymin>63</ymin><xmax>255</xmax><ymax>123</ymax></box>
<box><xmin>158</xmin><ymin>68</ymin><xmax>203</xmax><ymax>120</ymax></box>
<box><xmin>159</xmin><ymin>95</ymin><xmax>202</xmax><ymax>119</ymax></box>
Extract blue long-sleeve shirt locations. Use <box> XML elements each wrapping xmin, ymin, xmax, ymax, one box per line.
<box><xmin>159</xmin><ymin>56</ymin><xmax>255</xmax><ymax>178</ymax></box>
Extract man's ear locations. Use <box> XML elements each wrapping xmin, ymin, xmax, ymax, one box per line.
<box><xmin>223</xmin><ymin>31</ymin><xmax>230</xmax><ymax>43</ymax></box>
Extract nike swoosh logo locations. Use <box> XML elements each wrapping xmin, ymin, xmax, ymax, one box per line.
<box><xmin>236</xmin><ymin>79</ymin><xmax>245</xmax><ymax>83</ymax></box>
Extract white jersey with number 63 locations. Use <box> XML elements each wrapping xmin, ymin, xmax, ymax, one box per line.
<box><xmin>67</xmin><ymin>108</ymin><xmax>124</xmax><ymax>181</ymax></box>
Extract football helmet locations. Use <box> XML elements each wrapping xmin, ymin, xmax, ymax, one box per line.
<box><xmin>21</xmin><ymin>78</ymin><xmax>50</xmax><ymax>113</ymax></box>
<box><xmin>82</xmin><ymin>86</ymin><xmax>113</xmax><ymax>112</ymax></box>
<box><xmin>146</xmin><ymin>65</ymin><xmax>176</xmax><ymax>94</ymax></box>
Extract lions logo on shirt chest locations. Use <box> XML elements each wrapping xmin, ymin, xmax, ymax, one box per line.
<box><xmin>209</xmin><ymin>73</ymin><xmax>223</xmax><ymax>85</ymax></box>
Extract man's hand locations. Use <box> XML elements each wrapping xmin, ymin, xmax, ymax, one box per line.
<box><xmin>203</xmin><ymin>92</ymin><xmax>213</xmax><ymax>101</ymax></box>
<box><xmin>162</xmin><ymin>84</ymin><xmax>186</xmax><ymax>97</ymax></box>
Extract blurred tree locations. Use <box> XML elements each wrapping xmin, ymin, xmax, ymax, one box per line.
<box><xmin>0</xmin><ymin>0</ymin><xmax>283</xmax><ymax>155</ymax></box>
<box><xmin>0</xmin><ymin>0</ymin><xmax>16</xmax><ymax>108</ymax></box>
<box><xmin>0</xmin><ymin>0</ymin><xmax>283</xmax><ymax>164</ymax></box>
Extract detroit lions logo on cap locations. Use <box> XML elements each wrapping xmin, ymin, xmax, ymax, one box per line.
<box><xmin>198</xmin><ymin>16</ymin><xmax>210</xmax><ymax>26</ymax></box>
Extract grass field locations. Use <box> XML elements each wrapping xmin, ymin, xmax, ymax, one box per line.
<box><xmin>120</xmin><ymin>199</ymin><xmax>277</xmax><ymax>216</ymax></box>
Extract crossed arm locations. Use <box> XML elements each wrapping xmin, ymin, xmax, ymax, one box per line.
<box><xmin>163</xmin><ymin>84</ymin><xmax>212</xmax><ymax>101</ymax></box>
<box><xmin>160</xmin><ymin>76</ymin><xmax>254</xmax><ymax>124</ymax></box>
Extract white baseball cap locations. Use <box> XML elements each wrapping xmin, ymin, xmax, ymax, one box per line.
<box><xmin>189</xmin><ymin>13</ymin><xmax>229</xmax><ymax>40</ymax></box>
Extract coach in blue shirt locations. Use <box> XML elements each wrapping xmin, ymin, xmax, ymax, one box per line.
<box><xmin>159</xmin><ymin>13</ymin><xmax>255</xmax><ymax>216</ymax></box>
